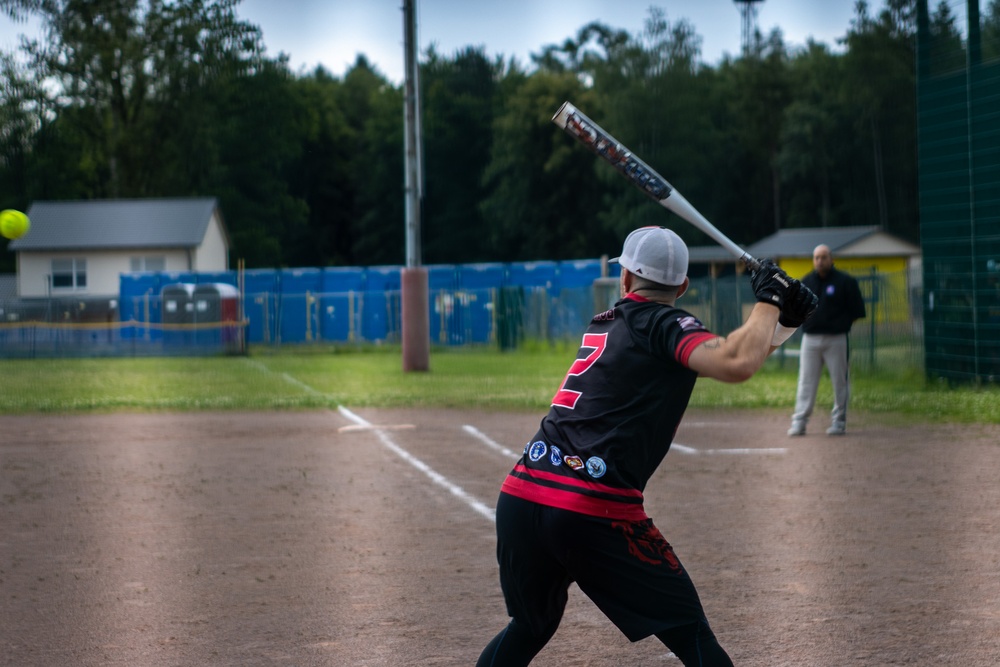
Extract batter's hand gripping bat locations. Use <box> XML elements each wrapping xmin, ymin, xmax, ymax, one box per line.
<box><xmin>551</xmin><ymin>101</ymin><xmax>760</xmax><ymax>271</ymax></box>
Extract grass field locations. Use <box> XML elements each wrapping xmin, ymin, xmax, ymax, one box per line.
<box><xmin>1</xmin><ymin>346</ymin><xmax>998</xmax><ymax>423</ymax></box>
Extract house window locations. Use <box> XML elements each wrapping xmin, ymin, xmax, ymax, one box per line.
<box><xmin>130</xmin><ymin>256</ymin><xmax>166</xmax><ymax>272</ymax></box>
<box><xmin>51</xmin><ymin>258</ymin><xmax>87</xmax><ymax>290</ymax></box>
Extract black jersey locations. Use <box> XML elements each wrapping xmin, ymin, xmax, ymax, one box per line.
<box><xmin>501</xmin><ymin>293</ymin><xmax>716</xmax><ymax>520</ymax></box>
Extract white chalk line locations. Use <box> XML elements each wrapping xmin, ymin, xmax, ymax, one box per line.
<box><xmin>671</xmin><ymin>443</ymin><xmax>787</xmax><ymax>455</ymax></box>
<box><xmin>462</xmin><ymin>424</ymin><xmax>522</xmax><ymax>459</ymax></box>
<box><xmin>244</xmin><ymin>359</ymin><xmax>496</xmax><ymax>523</ymax></box>
<box><xmin>338</xmin><ymin>407</ymin><xmax>497</xmax><ymax>522</ymax></box>
<box><xmin>337</xmin><ymin>423</ymin><xmax>415</xmax><ymax>433</ymax></box>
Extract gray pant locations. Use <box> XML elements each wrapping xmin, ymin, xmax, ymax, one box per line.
<box><xmin>791</xmin><ymin>333</ymin><xmax>850</xmax><ymax>430</ymax></box>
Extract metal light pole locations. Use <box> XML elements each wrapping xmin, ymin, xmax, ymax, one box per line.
<box><xmin>401</xmin><ymin>0</ymin><xmax>429</xmax><ymax>371</ymax></box>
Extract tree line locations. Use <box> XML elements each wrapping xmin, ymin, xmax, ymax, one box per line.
<box><xmin>2</xmin><ymin>0</ymin><xmax>997</xmax><ymax>272</ymax></box>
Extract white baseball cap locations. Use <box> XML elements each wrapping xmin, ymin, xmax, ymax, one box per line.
<box><xmin>609</xmin><ymin>226</ymin><xmax>689</xmax><ymax>286</ymax></box>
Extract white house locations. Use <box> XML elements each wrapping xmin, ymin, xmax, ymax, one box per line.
<box><xmin>9</xmin><ymin>198</ymin><xmax>229</xmax><ymax>298</ymax></box>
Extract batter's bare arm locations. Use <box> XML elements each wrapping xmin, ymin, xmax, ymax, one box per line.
<box><xmin>687</xmin><ymin>260</ymin><xmax>800</xmax><ymax>383</ymax></box>
<box><xmin>687</xmin><ymin>303</ymin><xmax>779</xmax><ymax>382</ymax></box>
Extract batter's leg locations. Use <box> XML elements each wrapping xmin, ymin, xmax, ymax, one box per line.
<box><xmin>476</xmin><ymin>617</ymin><xmax>559</xmax><ymax>667</ymax></box>
<box><xmin>478</xmin><ymin>494</ymin><xmax>570</xmax><ymax>666</ymax></box>
<box><xmin>656</xmin><ymin>621</ymin><xmax>734</xmax><ymax>667</ymax></box>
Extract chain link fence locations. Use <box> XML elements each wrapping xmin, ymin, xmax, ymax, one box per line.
<box><xmin>0</xmin><ymin>269</ymin><xmax>923</xmax><ymax>370</ymax></box>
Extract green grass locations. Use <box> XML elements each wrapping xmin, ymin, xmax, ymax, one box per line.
<box><xmin>1</xmin><ymin>346</ymin><xmax>998</xmax><ymax>423</ymax></box>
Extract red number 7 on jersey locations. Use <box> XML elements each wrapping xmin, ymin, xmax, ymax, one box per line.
<box><xmin>551</xmin><ymin>332</ymin><xmax>608</xmax><ymax>409</ymax></box>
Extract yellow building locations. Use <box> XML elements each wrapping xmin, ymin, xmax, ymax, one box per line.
<box><xmin>747</xmin><ymin>226</ymin><xmax>921</xmax><ymax>324</ymax></box>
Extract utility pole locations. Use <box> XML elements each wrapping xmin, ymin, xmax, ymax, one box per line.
<box><xmin>401</xmin><ymin>0</ymin><xmax>429</xmax><ymax>371</ymax></box>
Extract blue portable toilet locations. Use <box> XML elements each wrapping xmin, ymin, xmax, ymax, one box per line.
<box><xmin>241</xmin><ymin>269</ymin><xmax>278</xmax><ymax>344</ymax></box>
<box><xmin>119</xmin><ymin>272</ymin><xmax>164</xmax><ymax>341</ymax></box>
<box><xmin>507</xmin><ymin>261</ymin><xmax>559</xmax><ymax>292</ymax></box>
<box><xmin>362</xmin><ymin>266</ymin><xmax>401</xmax><ymax>342</ymax></box>
<box><xmin>321</xmin><ymin>267</ymin><xmax>366</xmax><ymax>342</ymax></box>
<box><xmin>426</xmin><ymin>264</ymin><xmax>458</xmax><ymax>344</ymax></box>
<box><xmin>186</xmin><ymin>271</ymin><xmax>235</xmax><ymax>288</ymax></box>
<box><xmin>427</xmin><ymin>264</ymin><xmax>458</xmax><ymax>290</ymax></box>
<box><xmin>555</xmin><ymin>259</ymin><xmax>605</xmax><ymax>339</ymax></box>
<box><xmin>277</xmin><ymin>268</ymin><xmax>323</xmax><ymax>344</ymax></box>
<box><xmin>557</xmin><ymin>259</ymin><xmax>604</xmax><ymax>290</ymax></box>
<box><xmin>159</xmin><ymin>271</ymin><xmax>198</xmax><ymax>288</ymax></box>
<box><xmin>507</xmin><ymin>261</ymin><xmax>560</xmax><ymax>341</ymax></box>
<box><xmin>456</xmin><ymin>263</ymin><xmax>506</xmax><ymax>344</ymax></box>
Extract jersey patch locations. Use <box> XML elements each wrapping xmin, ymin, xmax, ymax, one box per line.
<box><xmin>586</xmin><ymin>456</ymin><xmax>607</xmax><ymax>479</ymax></box>
<box><xmin>528</xmin><ymin>441</ymin><xmax>547</xmax><ymax>462</ymax></box>
<box><xmin>549</xmin><ymin>446</ymin><xmax>563</xmax><ymax>466</ymax></box>
<box><xmin>677</xmin><ymin>315</ymin><xmax>706</xmax><ymax>332</ymax></box>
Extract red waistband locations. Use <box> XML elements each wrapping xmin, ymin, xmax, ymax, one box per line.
<box><xmin>500</xmin><ymin>473</ymin><xmax>648</xmax><ymax>521</ymax></box>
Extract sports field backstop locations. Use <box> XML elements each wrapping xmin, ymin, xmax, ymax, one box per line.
<box><xmin>917</xmin><ymin>0</ymin><xmax>1000</xmax><ymax>382</ymax></box>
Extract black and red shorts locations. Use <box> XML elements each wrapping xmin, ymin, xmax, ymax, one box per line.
<box><xmin>494</xmin><ymin>492</ymin><xmax>710</xmax><ymax>642</ymax></box>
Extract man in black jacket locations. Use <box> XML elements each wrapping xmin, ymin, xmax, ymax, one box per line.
<box><xmin>788</xmin><ymin>244</ymin><xmax>867</xmax><ymax>436</ymax></box>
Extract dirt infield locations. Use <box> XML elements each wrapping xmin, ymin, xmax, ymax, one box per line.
<box><xmin>2</xmin><ymin>408</ymin><xmax>1000</xmax><ymax>666</ymax></box>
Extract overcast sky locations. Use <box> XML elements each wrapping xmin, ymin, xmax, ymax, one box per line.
<box><xmin>1</xmin><ymin>1</ymin><xmax>968</xmax><ymax>83</ymax></box>
<box><xmin>236</xmin><ymin>0</ymin><xmax>863</xmax><ymax>81</ymax></box>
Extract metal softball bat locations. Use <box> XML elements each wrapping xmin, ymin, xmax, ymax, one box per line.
<box><xmin>551</xmin><ymin>101</ymin><xmax>760</xmax><ymax>271</ymax></box>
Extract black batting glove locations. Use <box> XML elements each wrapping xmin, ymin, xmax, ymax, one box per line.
<box><xmin>750</xmin><ymin>259</ymin><xmax>792</xmax><ymax>309</ymax></box>
<box><xmin>779</xmin><ymin>281</ymin><xmax>819</xmax><ymax>328</ymax></box>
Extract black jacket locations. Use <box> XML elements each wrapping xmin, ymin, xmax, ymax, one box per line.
<box><xmin>800</xmin><ymin>267</ymin><xmax>866</xmax><ymax>335</ymax></box>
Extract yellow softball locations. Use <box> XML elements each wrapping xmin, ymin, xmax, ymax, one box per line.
<box><xmin>0</xmin><ymin>209</ymin><xmax>30</xmax><ymax>240</ymax></box>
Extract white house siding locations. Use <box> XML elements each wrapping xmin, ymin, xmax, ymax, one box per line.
<box><xmin>193</xmin><ymin>213</ymin><xmax>229</xmax><ymax>271</ymax></box>
<box><xmin>17</xmin><ymin>249</ymin><xmax>193</xmax><ymax>298</ymax></box>
<box><xmin>844</xmin><ymin>233</ymin><xmax>921</xmax><ymax>258</ymax></box>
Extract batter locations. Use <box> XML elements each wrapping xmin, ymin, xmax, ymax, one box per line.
<box><xmin>477</xmin><ymin>227</ymin><xmax>817</xmax><ymax>666</ymax></box>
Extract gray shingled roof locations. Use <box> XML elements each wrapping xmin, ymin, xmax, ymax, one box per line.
<box><xmin>10</xmin><ymin>198</ymin><xmax>222</xmax><ymax>251</ymax></box>
<box><xmin>747</xmin><ymin>226</ymin><xmax>881</xmax><ymax>258</ymax></box>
